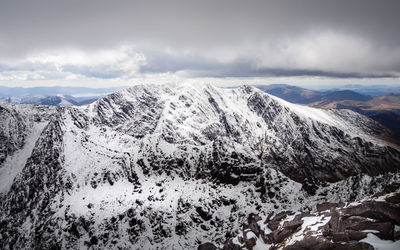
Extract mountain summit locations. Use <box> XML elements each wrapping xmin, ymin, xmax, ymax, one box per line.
<box><xmin>0</xmin><ymin>84</ymin><xmax>399</xmax><ymax>249</ymax></box>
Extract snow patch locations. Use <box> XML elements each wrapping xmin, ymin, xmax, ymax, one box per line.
<box><xmin>360</xmin><ymin>233</ymin><xmax>400</xmax><ymax>250</ymax></box>
<box><xmin>0</xmin><ymin>122</ymin><xmax>48</xmax><ymax>193</ymax></box>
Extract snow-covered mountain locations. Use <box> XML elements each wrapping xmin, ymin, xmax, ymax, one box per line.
<box><xmin>0</xmin><ymin>84</ymin><xmax>399</xmax><ymax>249</ymax></box>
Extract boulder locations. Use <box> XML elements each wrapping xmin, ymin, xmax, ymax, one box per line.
<box><xmin>271</xmin><ymin>228</ymin><xmax>296</xmax><ymax>244</ymax></box>
<box><xmin>268</xmin><ymin>211</ymin><xmax>293</xmax><ymax>231</ymax></box>
<box><xmin>196</xmin><ymin>206</ymin><xmax>212</xmax><ymax>221</ymax></box>
<box><xmin>346</xmin><ymin>230</ymin><xmax>368</xmax><ymax>241</ymax></box>
<box><xmin>343</xmin><ymin>201</ymin><xmax>400</xmax><ymax>225</ymax></box>
<box><xmin>283</xmin><ymin>219</ymin><xmax>303</xmax><ymax>231</ymax></box>
<box><xmin>332</xmin><ymin>232</ymin><xmax>349</xmax><ymax>242</ymax></box>
<box><xmin>347</xmin><ymin>221</ymin><xmax>394</xmax><ymax>240</ymax></box>
<box><xmin>246</xmin><ymin>213</ymin><xmax>262</xmax><ymax>236</ymax></box>
<box><xmin>198</xmin><ymin>242</ymin><xmax>217</xmax><ymax>250</ymax></box>
<box><xmin>244</xmin><ymin>237</ymin><xmax>256</xmax><ymax>249</ymax></box>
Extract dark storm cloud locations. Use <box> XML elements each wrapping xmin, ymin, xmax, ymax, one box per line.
<box><xmin>0</xmin><ymin>0</ymin><xmax>400</xmax><ymax>80</ymax></box>
<box><xmin>139</xmin><ymin>51</ymin><xmax>396</xmax><ymax>78</ymax></box>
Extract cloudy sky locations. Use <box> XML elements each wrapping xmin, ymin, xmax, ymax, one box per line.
<box><xmin>0</xmin><ymin>0</ymin><xmax>400</xmax><ymax>88</ymax></box>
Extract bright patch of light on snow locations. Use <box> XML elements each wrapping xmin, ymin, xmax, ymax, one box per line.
<box><xmin>0</xmin><ymin>122</ymin><xmax>48</xmax><ymax>193</ymax></box>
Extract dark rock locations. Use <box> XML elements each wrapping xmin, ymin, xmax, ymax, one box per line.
<box><xmin>386</xmin><ymin>193</ymin><xmax>400</xmax><ymax>204</ymax></box>
<box><xmin>272</xmin><ymin>211</ymin><xmax>294</xmax><ymax>222</ymax></box>
<box><xmin>346</xmin><ymin>230</ymin><xmax>367</xmax><ymax>241</ymax></box>
<box><xmin>272</xmin><ymin>228</ymin><xmax>296</xmax><ymax>244</ymax></box>
<box><xmin>396</xmin><ymin>230</ymin><xmax>400</xmax><ymax>241</ymax></box>
<box><xmin>245</xmin><ymin>237</ymin><xmax>256</xmax><ymax>249</ymax></box>
<box><xmin>268</xmin><ymin>211</ymin><xmax>293</xmax><ymax>230</ymax></box>
<box><xmin>383</xmin><ymin>183</ymin><xmax>400</xmax><ymax>193</ymax></box>
<box><xmin>246</xmin><ymin>213</ymin><xmax>262</xmax><ymax>236</ymax></box>
<box><xmin>222</xmin><ymin>240</ymin><xmax>241</xmax><ymax>250</ymax></box>
<box><xmin>347</xmin><ymin>221</ymin><xmax>394</xmax><ymax>240</ymax></box>
<box><xmin>283</xmin><ymin>220</ymin><xmax>303</xmax><ymax>231</ymax></box>
<box><xmin>89</xmin><ymin>236</ymin><xmax>98</xmax><ymax>245</ymax></box>
<box><xmin>175</xmin><ymin>222</ymin><xmax>188</xmax><ymax>236</ymax></box>
<box><xmin>68</xmin><ymin>223</ymin><xmax>80</xmax><ymax>238</ymax></box>
<box><xmin>332</xmin><ymin>232</ymin><xmax>349</xmax><ymax>242</ymax></box>
<box><xmin>264</xmin><ymin>211</ymin><xmax>275</xmax><ymax>224</ymax></box>
<box><xmin>261</xmin><ymin>231</ymin><xmax>273</xmax><ymax>244</ymax></box>
<box><xmin>200</xmin><ymin>224</ymin><xmax>209</xmax><ymax>231</ymax></box>
<box><xmin>196</xmin><ymin>207</ymin><xmax>212</xmax><ymax>221</ymax></box>
<box><xmin>268</xmin><ymin>220</ymin><xmax>281</xmax><ymax>231</ymax></box>
<box><xmin>343</xmin><ymin>201</ymin><xmax>400</xmax><ymax>225</ymax></box>
<box><xmin>198</xmin><ymin>242</ymin><xmax>217</xmax><ymax>250</ymax></box>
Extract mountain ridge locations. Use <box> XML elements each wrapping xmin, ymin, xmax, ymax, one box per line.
<box><xmin>0</xmin><ymin>83</ymin><xmax>399</xmax><ymax>249</ymax></box>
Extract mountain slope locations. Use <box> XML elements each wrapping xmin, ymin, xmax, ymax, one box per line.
<box><xmin>0</xmin><ymin>84</ymin><xmax>399</xmax><ymax>249</ymax></box>
<box><xmin>256</xmin><ymin>84</ymin><xmax>400</xmax><ymax>145</ymax></box>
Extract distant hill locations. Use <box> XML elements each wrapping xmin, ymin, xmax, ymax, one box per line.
<box><xmin>321</xmin><ymin>90</ymin><xmax>372</xmax><ymax>102</ymax></box>
<box><xmin>255</xmin><ymin>85</ymin><xmax>372</xmax><ymax>104</ymax></box>
<box><xmin>254</xmin><ymin>84</ymin><xmax>323</xmax><ymax>104</ymax></box>
<box><xmin>309</xmin><ymin>93</ymin><xmax>400</xmax><ymax>114</ymax></box>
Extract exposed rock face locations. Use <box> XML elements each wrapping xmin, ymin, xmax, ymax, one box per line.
<box><xmin>0</xmin><ymin>104</ymin><xmax>57</xmax><ymax>165</ymax></box>
<box><xmin>224</xmin><ymin>190</ymin><xmax>400</xmax><ymax>250</ymax></box>
<box><xmin>90</xmin><ymin>84</ymin><xmax>399</xmax><ymax>185</ymax></box>
<box><xmin>0</xmin><ymin>84</ymin><xmax>399</xmax><ymax>249</ymax></box>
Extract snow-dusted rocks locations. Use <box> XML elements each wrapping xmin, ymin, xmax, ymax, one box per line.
<box><xmin>0</xmin><ymin>83</ymin><xmax>399</xmax><ymax>249</ymax></box>
<box><xmin>225</xmin><ymin>187</ymin><xmax>400</xmax><ymax>250</ymax></box>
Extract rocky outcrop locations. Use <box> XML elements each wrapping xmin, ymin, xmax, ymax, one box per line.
<box><xmin>0</xmin><ymin>104</ymin><xmax>57</xmax><ymax>165</ymax></box>
<box><xmin>223</xmin><ymin>189</ymin><xmax>400</xmax><ymax>250</ymax></box>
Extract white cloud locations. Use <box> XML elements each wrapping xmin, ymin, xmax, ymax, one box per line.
<box><xmin>0</xmin><ymin>45</ymin><xmax>146</xmax><ymax>81</ymax></box>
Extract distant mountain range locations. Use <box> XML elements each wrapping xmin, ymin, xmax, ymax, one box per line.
<box><xmin>256</xmin><ymin>84</ymin><xmax>400</xmax><ymax>144</ymax></box>
<box><xmin>334</xmin><ymin>84</ymin><xmax>400</xmax><ymax>96</ymax></box>
<box><xmin>255</xmin><ymin>84</ymin><xmax>377</xmax><ymax>104</ymax></box>
<box><xmin>0</xmin><ymin>94</ymin><xmax>100</xmax><ymax>106</ymax></box>
<box><xmin>254</xmin><ymin>84</ymin><xmax>324</xmax><ymax>104</ymax></box>
<box><xmin>0</xmin><ymin>86</ymin><xmax>127</xmax><ymax>106</ymax></box>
